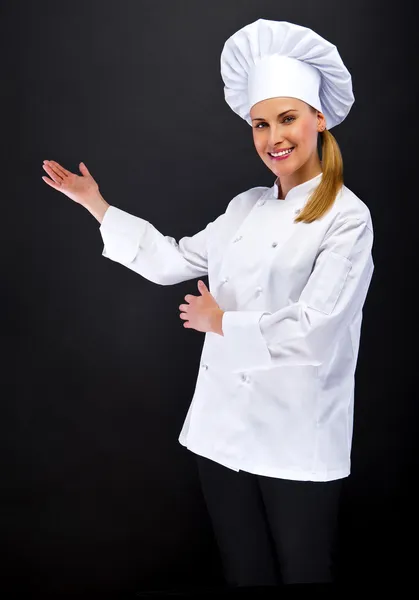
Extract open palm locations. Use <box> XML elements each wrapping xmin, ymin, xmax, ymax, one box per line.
<box><xmin>42</xmin><ymin>160</ymin><xmax>99</xmax><ymax>205</ymax></box>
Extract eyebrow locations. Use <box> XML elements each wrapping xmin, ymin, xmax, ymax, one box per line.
<box><xmin>251</xmin><ymin>109</ymin><xmax>298</xmax><ymax>121</ymax></box>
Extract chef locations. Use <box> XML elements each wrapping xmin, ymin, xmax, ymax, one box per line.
<box><xmin>41</xmin><ymin>17</ymin><xmax>374</xmax><ymax>589</ymax></box>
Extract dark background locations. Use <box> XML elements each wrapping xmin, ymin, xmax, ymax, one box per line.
<box><xmin>2</xmin><ymin>0</ymin><xmax>417</xmax><ymax>595</ymax></box>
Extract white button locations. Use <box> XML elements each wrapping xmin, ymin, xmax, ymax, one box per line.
<box><xmin>222</xmin><ymin>276</ymin><xmax>229</xmax><ymax>284</ymax></box>
<box><xmin>233</xmin><ymin>235</ymin><xmax>243</xmax><ymax>243</ymax></box>
<box><xmin>257</xmin><ymin>199</ymin><xmax>265</xmax><ymax>206</ymax></box>
<box><xmin>240</xmin><ymin>373</ymin><xmax>251</xmax><ymax>383</ymax></box>
<box><xmin>294</xmin><ymin>208</ymin><xmax>301</xmax><ymax>215</ymax></box>
<box><xmin>271</xmin><ymin>241</ymin><xmax>278</xmax><ymax>248</ymax></box>
<box><xmin>201</xmin><ymin>363</ymin><xmax>208</xmax><ymax>370</ymax></box>
<box><xmin>255</xmin><ymin>286</ymin><xmax>263</xmax><ymax>294</ymax></box>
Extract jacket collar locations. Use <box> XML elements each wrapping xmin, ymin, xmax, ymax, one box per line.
<box><xmin>273</xmin><ymin>172</ymin><xmax>323</xmax><ymax>202</ymax></box>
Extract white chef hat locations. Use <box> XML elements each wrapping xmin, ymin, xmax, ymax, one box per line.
<box><xmin>220</xmin><ymin>19</ymin><xmax>354</xmax><ymax>130</ymax></box>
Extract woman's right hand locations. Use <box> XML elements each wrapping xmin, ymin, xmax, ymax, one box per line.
<box><xmin>42</xmin><ymin>160</ymin><xmax>100</xmax><ymax>206</ymax></box>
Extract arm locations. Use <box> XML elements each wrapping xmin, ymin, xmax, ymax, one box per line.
<box><xmin>221</xmin><ymin>216</ymin><xmax>375</xmax><ymax>371</ymax></box>
<box><xmin>98</xmin><ymin>205</ymin><xmax>223</xmax><ymax>286</ymax></box>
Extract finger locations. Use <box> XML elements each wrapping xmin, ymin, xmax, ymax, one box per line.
<box><xmin>42</xmin><ymin>175</ymin><xmax>60</xmax><ymax>189</ymax></box>
<box><xmin>179</xmin><ymin>313</ymin><xmax>188</xmax><ymax>320</ymax></box>
<box><xmin>42</xmin><ymin>164</ymin><xmax>64</xmax><ymax>184</ymax></box>
<box><xmin>79</xmin><ymin>161</ymin><xmax>91</xmax><ymax>176</ymax></box>
<box><xmin>179</xmin><ymin>304</ymin><xmax>188</xmax><ymax>311</ymax></box>
<box><xmin>43</xmin><ymin>162</ymin><xmax>64</xmax><ymax>179</ymax></box>
<box><xmin>198</xmin><ymin>280</ymin><xmax>209</xmax><ymax>295</ymax></box>
<box><xmin>48</xmin><ymin>161</ymin><xmax>70</xmax><ymax>179</ymax></box>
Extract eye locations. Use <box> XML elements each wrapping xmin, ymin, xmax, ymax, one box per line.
<box><xmin>253</xmin><ymin>116</ymin><xmax>296</xmax><ymax>129</ymax></box>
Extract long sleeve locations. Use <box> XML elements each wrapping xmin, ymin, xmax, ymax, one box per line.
<box><xmin>221</xmin><ymin>216</ymin><xmax>375</xmax><ymax>371</ymax></box>
<box><xmin>99</xmin><ymin>205</ymin><xmax>221</xmax><ymax>286</ymax></box>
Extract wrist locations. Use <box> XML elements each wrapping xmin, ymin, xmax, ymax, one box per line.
<box><xmin>82</xmin><ymin>192</ymin><xmax>110</xmax><ymax>224</ymax></box>
<box><xmin>212</xmin><ymin>309</ymin><xmax>225</xmax><ymax>336</ymax></box>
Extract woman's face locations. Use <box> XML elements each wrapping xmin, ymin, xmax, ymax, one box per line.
<box><xmin>250</xmin><ymin>97</ymin><xmax>325</xmax><ymax>178</ymax></box>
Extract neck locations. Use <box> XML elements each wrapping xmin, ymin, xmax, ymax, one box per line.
<box><xmin>276</xmin><ymin>155</ymin><xmax>322</xmax><ymax>200</ymax></box>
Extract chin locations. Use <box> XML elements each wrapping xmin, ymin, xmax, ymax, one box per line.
<box><xmin>269</xmin><ymin>163</ymin><xmax>297</xmax><ymax>176</ymax></box>
<box><xmin>263</xmin><ymin>156</ymin><xmax>298</xmax><ymax>175</ymax></box>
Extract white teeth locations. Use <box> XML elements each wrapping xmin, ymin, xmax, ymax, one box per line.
<box><xmin>271</xmin><ymin>148</ymin><xmax>293</xmax><ymax>157</ymax></box>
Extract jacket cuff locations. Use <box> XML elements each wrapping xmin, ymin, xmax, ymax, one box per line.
<box><xmin>99</xmin><ymin>206</ymin><xmax>148</xmax><ymax>265</ymax></box>
<box><xmin>221</xmin><ymin>310</ymin><xmax>272</xmax><ymax>372</ymax></box>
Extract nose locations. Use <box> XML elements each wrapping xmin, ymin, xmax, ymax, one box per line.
<box><xmin>267</xmin><ymin>123</ymin><xmax>285</xmax><ymax>149</ymax></box>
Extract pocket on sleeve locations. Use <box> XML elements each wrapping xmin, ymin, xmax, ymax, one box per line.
<box><xmin>304</xmin><ymin>251</ymin><xmax>352</xmax><ymax>315</ymax></box>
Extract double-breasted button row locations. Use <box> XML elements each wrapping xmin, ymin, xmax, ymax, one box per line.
<box><xmin>201</xmin><ymin>363</ymin><xmax>250</xmax><ymax>384</ymax></box>
<box><xmin>232</xmin><ymin>235</ymin><xmax>280</xmax><ymax>248</ymax></box>
<box><xmin>220</xmin><ymin>277</ymin><xmax>263</xmax><ymax>295</ymax></box>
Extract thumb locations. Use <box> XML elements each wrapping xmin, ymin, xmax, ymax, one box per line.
<box><xmin>79</xmin><ymin>162</ymin><xmax>91</xmax><ymax>176</ymax></box>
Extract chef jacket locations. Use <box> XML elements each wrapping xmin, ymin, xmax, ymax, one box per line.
<box><xmin>99</xmin><ymin>172</ymin><xmax>374</xmax><ymax>481</ymax></box>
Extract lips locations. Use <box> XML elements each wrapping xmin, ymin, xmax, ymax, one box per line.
<box><xmin>268</xmin><ymin>148</ymin><xmax>295</xmax><ymax>161</ymax></box>
<box><xmin>268</xmin><ymin>147</ymin><xmax>295</xmax><ymax>156</ymax></box>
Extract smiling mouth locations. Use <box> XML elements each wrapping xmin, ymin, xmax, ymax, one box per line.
<box><xmin>269</xmin><ymin>147</ymin><xmax>294</xmax><ymax>157</ymax></box>
<box><xmin>268</xmin><ymin>147</ymin><xmax>295</xmax><ymax>160</ymax></box>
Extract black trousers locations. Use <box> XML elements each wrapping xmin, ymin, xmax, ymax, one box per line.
<box><xmin>195</xmin><ymin>454</ymin><xmax>344</xmax><ymax>586</ymax></box>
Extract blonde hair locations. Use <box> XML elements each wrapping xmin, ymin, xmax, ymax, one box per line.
<box><xmin>294</xmin><ymin>128</ymin><xmax>344</xmax><ymax>224</ymax></box>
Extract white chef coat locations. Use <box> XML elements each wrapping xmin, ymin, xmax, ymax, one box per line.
<box><xmin>99</xmin><ymin>172</ymin><xmax>374</xmax><ymax>481</ymax></box>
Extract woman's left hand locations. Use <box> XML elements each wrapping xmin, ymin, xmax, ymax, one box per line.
<box><xmin>179</xmin><ymin>280</ymin><xmax>224</xmax><ymax>335</ymax></box>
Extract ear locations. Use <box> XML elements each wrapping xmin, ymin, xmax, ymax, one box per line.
<box><xmin>317</xmin><ymin>111</ymin><xmax>326</xmax><ymax>132</ymax></box>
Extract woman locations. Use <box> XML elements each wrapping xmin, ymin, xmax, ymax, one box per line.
<box><xmin>41</xmin><ymin>19</ymin><xmax>374</xmax><ymax>587</ymax></box>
